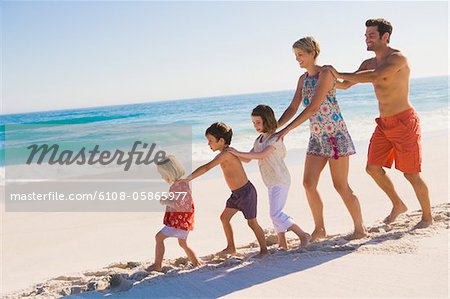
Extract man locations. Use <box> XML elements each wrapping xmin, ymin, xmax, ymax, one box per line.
<box><xmin>326</xmin><ymin>18</ymin><xmax>432</xmax><ymax>228</ymax></box>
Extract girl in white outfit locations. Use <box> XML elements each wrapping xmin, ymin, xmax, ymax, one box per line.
<box><xmin>229</xmin><ymin>105</ymin><xmax>310</xmax><ymax>249</ymax></box>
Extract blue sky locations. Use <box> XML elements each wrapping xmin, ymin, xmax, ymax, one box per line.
<box><xmin>2</xmin><ymin>1</ymin><xmax>448</xmax><ymax>114</ymax></box>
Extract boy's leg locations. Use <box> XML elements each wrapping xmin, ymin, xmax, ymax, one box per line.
<box><xmin>178</xmin><ymin>238</ymin><xmax>202</xmax><ymax>267</ymax></box>
<box><xmin>403</xmin><ymin>172</ymin><xmax>433</xmax><ymax>228</ymax></box>
<box><xmin>147</xmin><ymin>231</ymin><xmax>167</xmax><ymax>272</ymax></box>
<box><xmin>219</xmin><ymin>207</ymin><xmax>239</xmax><ymax>255</ymax></box>
<box><xmin>329</xmin><ymin>156</ymin><xmax>367</xmax><ymax>239</ymax></box>
<box><xmin>303</xmin><ymin>155</ymin><xmax>328</xmax><ymax>241</ymax></box>
<box><xmin>247</xmin><ymin>218</ymin><xmax>268</xmax><ymax>256</ymax></box>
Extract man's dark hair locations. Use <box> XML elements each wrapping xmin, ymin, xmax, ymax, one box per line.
<box><xmin>366</xmin><ymin>18</ymin><xmax>393</xmax><ymax>43</ymax></box>
<box><xmin>205</xmin><ymin>122</ymin><xmax>233</xmax><ymax>145</ymax></box>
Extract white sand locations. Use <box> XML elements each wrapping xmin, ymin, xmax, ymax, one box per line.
<box><xmin>1</xmin><ymin>131</ymin><xmax>449</xmax><ymax>298</ymax></box>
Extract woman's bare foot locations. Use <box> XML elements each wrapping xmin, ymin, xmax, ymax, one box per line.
<box><xmin>299</xmin><ymin>232</ymin><xmax>311</xmax><ymax>248</ymax></box>
<box><xmin>145</xmin><ymin>264</ymin><xmax>163</xmax><ymax>273</ymax></box>
<box><xmin>383</xmin><ymin>203</ymin><xmax>408</xmax><ymax>224</ymax></box>
<box><xmin>413</xmin><ymin>218</ymin><xmax>433</xmax><ymax>229</ymax></box>
<box><xmin>217</xmin><ymin>246</ymin><xmax>237</xmax><ymax>257</ymax></box>
<box><xmin>345</xmin><ymin>229</ymin><xmax>368</xmax><ymax>240</ymax></box>
<box><xmin>310</xmin><ymin>228</ymin><xmax>326</xmax><ymax>242</ymax></box>
<box><xmin>253</xmin><ymin>249</ymin><xmax>269</xmax><ymax>258</ymax></box>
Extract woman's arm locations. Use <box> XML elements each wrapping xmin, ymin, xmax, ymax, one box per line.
<box><xmin>278</xmin><ymin>74</ymin><xmax>305</xmax><ymax>128</ymax></box>
<box><xmin>277</xmin><ymin>69</ymin><xmax>334</xmax><ymax>140</ymax></box>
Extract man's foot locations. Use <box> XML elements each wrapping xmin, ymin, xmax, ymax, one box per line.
<box><xmin>383</xmin><ymin>203</ymin><xmax>408</xmax><ymax>224</ymax></box>
<box><xmin>413</xmin><ymin>219</ymin><xmax>433</xmax><ymax>229</ymax></box>
<box><xmin>299</xmin><ymin>232</ymin><xmax>311</xmax><ymax>248</ymax></box>
<box><xmin>217</xmin><ymin>246</ymin><xmax>237</xmax><ymax>257</ymax></box>
<box><xmin>145</xmin><ymin>264</ymin><xmax>163</xmax><ymax>273</ymax></box>
<box><xmin>310</xmin><ymin>228</ymin><xmax>326</xmax><ymax>242</ymax></box>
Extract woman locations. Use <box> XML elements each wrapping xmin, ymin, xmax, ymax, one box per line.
<box><xmin>276</xmin><ymin>36</ymin><xmax>367</xmax><ymax>241</ymax></box>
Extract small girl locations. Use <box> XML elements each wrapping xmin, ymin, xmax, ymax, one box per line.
<box><xmin>146</xmin><ymin>155</ymin><xmax>201</xmax><ymax>272</ymax></box>
<box><xmin>228</xmin><ymin>105</ymin><xmax>310</xmax><ymax>250</ymax></box>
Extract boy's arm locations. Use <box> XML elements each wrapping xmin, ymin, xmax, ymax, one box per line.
<box><xmin>228</xmin><ymin>146</ymin><xmax>275</xmax><ymax>160</ymax></box>
<box><xmin>336</xmin><ymin>54</ymin><xmax>406</xmax><ymax>83</ymax></box>
<box><xmin>180</xmin><ymin>151</ymin><xmax>228</xmax><ymax>182</ymax></box>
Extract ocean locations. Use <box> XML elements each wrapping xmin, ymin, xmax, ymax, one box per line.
<box><xmin>1</xmin><ymin>76</ymin><xmax>448</xmax><ymax>168</ymax></box>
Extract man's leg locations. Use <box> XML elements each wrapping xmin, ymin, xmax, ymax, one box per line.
<box><xmin>403</xmin><ymin>173</ymin><xmax>433</xmax><ymax>228</ymax></box>
<box><xmin>367</xmin><ymin>124</ymin><xmax>407</xmax><ymax>223</ymax></box>
<box><xmin>366</xmin><ymin>164</ymin><xmax>408</xmax><ymax>223</ymax></box>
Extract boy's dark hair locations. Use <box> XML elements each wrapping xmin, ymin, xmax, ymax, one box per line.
<box><xmin>366</xmin><ymin>18</ymin><xmax>393</xmax><ymax>43</ymax></box>
<box><xmin>251</xmin><ymin>104</ymin><xmax>278</xmax><ymax>134</ymax></box>
<box><xmin>205</xmin><ymin>122</ymin><xmax>233</xmax><ymax>145</ymax></box>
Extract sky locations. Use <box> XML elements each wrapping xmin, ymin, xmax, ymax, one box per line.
<box><xmin>1</xmin><ymin>1</ymin><xmax>448</xmax><ymax>114</ymax></box>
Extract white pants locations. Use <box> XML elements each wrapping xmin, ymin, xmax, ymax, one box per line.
<box><xmin>160</xmin><ymin>226</ymin><xmax>189</xmax><ymax>239</ymax></box>
<box><xmin>268</xmin><ymin>185</ymin><xmax>294</xmax><ymax>233</ymax></box>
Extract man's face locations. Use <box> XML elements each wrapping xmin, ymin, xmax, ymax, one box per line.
<box><xmin>206</xmin><ymin>133</ymin><xmax>223</xmax><ymax>152</ymax></box>
<box><xmin>365</xmin><ymin>26</ymin><xmax>382</xmax><ymax>51</ymax></box>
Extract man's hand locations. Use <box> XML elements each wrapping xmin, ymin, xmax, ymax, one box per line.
<box><xmin>323</xmin><ymin>65</ymin><xmax>338</xmax><ymax>78</ymax></box>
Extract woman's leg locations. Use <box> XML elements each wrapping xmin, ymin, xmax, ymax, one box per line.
<box><xmin>303</xmin><ymin>155</ymin><xmax>328</xmax><ymax>241</ymax></box>
<box><xmin>329</xmin><ymin>156</ymin><xmax>367</xmax><ymax>239</ymax></box>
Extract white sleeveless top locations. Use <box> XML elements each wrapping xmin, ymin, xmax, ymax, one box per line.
<box><xmin>253</xmin><ymin>134</ymin><xmax>291</xmax><ymax>188</ymax></box>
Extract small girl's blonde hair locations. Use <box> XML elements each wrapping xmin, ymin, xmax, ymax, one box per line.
<box><xmin>157</xmin><ymin>155</ymin><xmax>185</xmax><ymax>183</ymax></box>
<box><xmin>292</xmin><ymin>36</ymin><xmax>321</xmax><ymax>59</ymax></box>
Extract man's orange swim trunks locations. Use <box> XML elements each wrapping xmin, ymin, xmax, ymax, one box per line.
<box><xmin>368</xmin><ymin>108</ymin><xmax>422</xmax><ymax>173</ymax></box>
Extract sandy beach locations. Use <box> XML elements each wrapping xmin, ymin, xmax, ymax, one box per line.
<box><xmin>1</xmin><ymin>131</ymin><xmax>448</xmax><ymax>298</ymax></box>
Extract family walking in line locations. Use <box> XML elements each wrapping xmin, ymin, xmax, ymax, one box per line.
<box><xmin>146</xmin><ymin>18</ymin><xmax>433</xmax><ymax>272</ymax></box>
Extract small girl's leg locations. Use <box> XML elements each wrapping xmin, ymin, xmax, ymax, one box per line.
<box><xmin>288</xmin><ymin>224</ymin><xmax>311</xmax><ymax>247</ymax></box>
<box><xmin>178</xmin><ymin>238</ymin><xmax>201</xmax><ymax>267</ymax></box>
<box><xmin>147</xmin><ymin>231</ymin><xmax>167</xmax><ymax>272</ymax></box>
<box><xmin>277</xmin><ymin>232</ymin><xmax>288</xmax><ymax>249</ymax></box>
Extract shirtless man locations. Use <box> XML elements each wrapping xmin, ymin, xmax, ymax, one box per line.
<box><xmin>181</xmin><ymin>122</ymin><xmax>268</xmax><ymax>257</ymax></box>
<box><xmin>326</xmin><ymin>18</ymin><xmax>433</xmax><ymax>228</ymax></box>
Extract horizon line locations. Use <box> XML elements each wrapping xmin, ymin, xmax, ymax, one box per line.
<box><xmin>1</xmin><ymin>74</ymin><xmax>448</xmax><ymax>116</ymax></box>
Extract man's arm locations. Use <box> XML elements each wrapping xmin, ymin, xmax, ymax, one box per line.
<box><xmin>278</xmin><ymin>74</ymin><xmax>305</xmax><ymax>128</ymax></box>
<box><xmin>337</xmin><ymin>53</ymin><xmax>407</xmax><ymax>83</ymax></box>
<box><xmin>328</xmin><ymin>60</ymin><xmax>371</xmax><ymax>89</ymax></box>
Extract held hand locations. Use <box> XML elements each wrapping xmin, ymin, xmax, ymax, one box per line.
<box><xmin>159</xmin><ymin>196</ymin><xmax>169</xmax><ymax>206</ymax></box>
<box><xmin>177</xmin><ymin>178</ymin><xmax>190</xmax><ymax>184</ymax></box>
<box><xmin>323</xmin><ymin>65</ymin><xmax>338</xmax><ymax>78</ymax></box>
<box><xmin>226</xmin><ymin>147</ymin><xmax>239</xmax><ymax>156</ymax></box>
<box><xmin>274</xmin><ymin>129</ymin><xmax>288</xmax><ymax>142</ymax></box>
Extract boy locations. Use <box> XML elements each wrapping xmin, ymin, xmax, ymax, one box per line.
<box><xmin>181</xmin><ymin>122</ymin><xmax>268</xmax><ymax>257</ymax></box>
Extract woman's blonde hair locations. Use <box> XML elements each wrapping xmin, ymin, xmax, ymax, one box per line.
<box><xmin>157</xmin><ymin>155</ymin><xmax>185</xmax><ymax>183</ymax></box>
<box><xmin>292</xmin><ymin>36</ymin><xmax>320</xmax><ymax>59</ymax></box>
